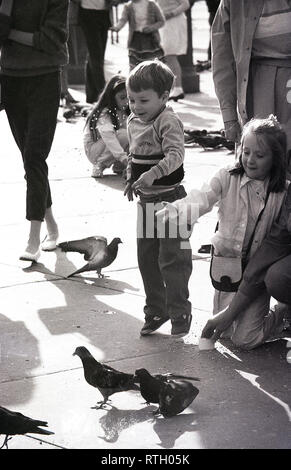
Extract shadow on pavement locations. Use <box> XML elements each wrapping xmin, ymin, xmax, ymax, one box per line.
<box><xmin>0</xmin><ymin>313</ymin><xmax>40</xmax><ymax>406</ymax></box>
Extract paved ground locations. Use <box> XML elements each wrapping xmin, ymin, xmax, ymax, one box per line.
<box><xmin>0</xmin><ymin>2</ymin><xmax>291</xmax><ymax>452</ymax></box>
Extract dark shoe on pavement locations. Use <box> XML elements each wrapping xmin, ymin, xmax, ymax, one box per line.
<box><xmin>171</xmin><ymin>314</ymin><xmax>192</xmax><ymax>337</ymax></box>
<box><xmin>140</xmin><ymin>315</ymin><xmax>169</xmax><ymax>336</ymax></box>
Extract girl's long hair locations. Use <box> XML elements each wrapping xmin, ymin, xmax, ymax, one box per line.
<box><xmin>229</xmin><ymin>115</ymin><xmax>287</xmax><ymax>192</ymax></box>
<box><xmin>86</xmin><ymin>74</ymin><xmax>130</xmax><ymax>141</ymax></box>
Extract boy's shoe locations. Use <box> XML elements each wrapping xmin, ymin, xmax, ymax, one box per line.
<box><xmin>140</xmin><ymin>315</ymin><xmax>169</xmax><ymax>336</ymax></box>
<box><xmin>171</xmin><ymin>314</ymin><xmax>192</xmax><ymax>337</ymax></box>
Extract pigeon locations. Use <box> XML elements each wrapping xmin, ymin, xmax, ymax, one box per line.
<box><xmin>58</xmin><ymin>236</ymin><xmax>122</xmax><ymax>278</ymax></box>
<box><xmin>184</xmin><ymin>129</ymin><xmax>235</xmax><ymax>151</ymax></box>
<box><xmin>73</xmin><ymin>346</ymin><xmax>140</xmax><ymax>408</ymax></box>
<box><xmin>184</xmin><ymin>129</ymin><xmax>207</xmax><ymax>143</ymax></box>
<box><xmin>158</xmin><ymin>379</ymin><xmax>199</xmax><ymax>418</ymax></box>
<box><xmin>0</xmin><ymin>406</ymin><xmax>54</xmax><ymax>449</ymax></box>
<box><xmin>63</xmin><ymin>103</ymin><xmax>92</xmax><ymax>120</ymax></box>
<box><xmin>134</xmin><ymin>368</ymin><xmax>200</xmax><ymax>415</ymax></box>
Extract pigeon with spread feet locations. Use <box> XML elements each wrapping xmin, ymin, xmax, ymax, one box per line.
<box><xmin>73</xmin><ymin>346</ymin><xmax>140</xmax><ymax>408</ymax></box>
<box><xmin>58</xmin><ymin>236</ymin><xmax>122</xmax><ymax>278</ymax></box>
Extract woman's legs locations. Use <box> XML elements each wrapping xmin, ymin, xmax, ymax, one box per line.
<box><xmin>2</xmin><ymin>72</ymin><xmax>60</xmax><ymax>254</ymax></box>
<box><xmin>165</xmin><ymin>55</ymin><xmax>184</xmax><ymax>98</ymax></box>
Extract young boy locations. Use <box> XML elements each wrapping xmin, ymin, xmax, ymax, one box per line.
<box><xmin>124</xmin><ymin>60</ymin><xmax>192</xmax><ymax>337</ymax></box>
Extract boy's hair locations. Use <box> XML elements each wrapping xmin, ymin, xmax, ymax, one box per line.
<box><xmin>229</xmin><ymin>114</ymin><xmax>287</xmax><ymax>192</ymax></box>
<box><xmin>126</xmin><ymin>60</ymin><xmax>175</xmax><ymax>96</ymax></box>
<box><xmin>86</xmin><ymin>74</ymin><xmax>130</xmax><ymax>137</ymax></box>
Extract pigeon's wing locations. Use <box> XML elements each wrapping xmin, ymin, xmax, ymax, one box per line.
<box><xmin>92</xmin><ymin>368</ymin><xmax>138</xmax><ymax>393</ymax></box>
<box><xmin>59</xmin><ymin>236</ymin><xmax>107</xmax><ymax>261</ymax></box>
<box><xmin>159</xmin><ymin>380</ymin><xmax>199</xmax><ymax>417</ymax></box>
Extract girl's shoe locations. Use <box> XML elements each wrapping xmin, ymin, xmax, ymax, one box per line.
<box><xmin>19</xmin><ymin>248</ymin><xmax>41</xmax><ymax>262</ymax></box>
<box><xmin>91</xmin><ymin>164</ymin><xmax>104</xmax><ymax>178</ymax></box>
<box><xmin>41</xmin><ymin>233</ymin><xmax>59</xmax><ymax>251</ymax></box>
<box><xmin>169</xmin><ymin>87</ymin><xmax>185</xmax><ymax>102</ymax></box>
<box><xmin>112</xmin><ymin>161</ymin><xmax>125</xmax><ymax>175</ymax></box>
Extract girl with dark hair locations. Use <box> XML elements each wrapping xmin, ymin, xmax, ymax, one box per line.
<box><xmin>157</xmin><ymin>115</ymin><xmax>288</xmax><ymax>315</ymax></box>
<box><xmin>83</xmin><ymin>75</ymin><xmax>130</xmax><ymax>178</ymax></box>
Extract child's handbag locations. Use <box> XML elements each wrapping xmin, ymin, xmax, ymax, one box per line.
<box><xmin>210</xmin><ymin>190</ymin><xmax>270</xmax><ymax>292</ymax></box>
<box><xmin>210</xmin><ymin>253</ymin><xmax>244</xmax><ymax>292</ymax></box>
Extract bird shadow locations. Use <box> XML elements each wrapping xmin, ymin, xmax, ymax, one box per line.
<box><xmin>97</xmin><ymin>404</ymin><xmax>198</xmax><ymax>448</ymax></box>
<box><xmin>153</xmin><ymin>412</ymin><xmax>197</xmax><ymax>449</ymax></box>
<box><xmin>22</xmin><ymin>252</ymin><xmax>140</xmax><ymax>295</ymax></box>
<box><xmin>68</xmin><ymin>274</ymin><xmax>140</xmax><ymax>293</ymax></box>
<box><xmin>97</xmin><ymin>405</ymin><xmax>156</xmax><ymax>443</ymax></box>
<box><xmin>0</xmin><ymin>313</ymin><xmax>40</xmax><ymax>406</ymax></box>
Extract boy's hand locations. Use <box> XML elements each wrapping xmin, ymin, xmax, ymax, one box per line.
<box><xmin>131</xmin><ymin>172</ymin><xmax>155</xmax><ymax>192</ymax></box>
<box><xmin>124</xmin><ymin>181</ymin><xmax>137</xmax><ymax>201</ymax></box>
<box><xmin>156</xmin><ymin>201</ymin><xmax>178</xmax><ymax>224</ymax></box>
<box><xmin>110</xmin><ymin>26</ymin><xmax>119</xmax><ymax>32</ymax></box>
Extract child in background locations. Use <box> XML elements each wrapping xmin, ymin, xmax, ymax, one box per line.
<box><xmin>110</xmin><ymin>0</ymin><xmax>165</xmax><ymax>70</ymax></box>
<box><xmin>124</xmin><ymin>60</ymin><xmax>193</xmax><ymax>338</ymax></box>
<box><xmin>84</xmin><ymin>75</ymin><xmax>130</xmax><ymax>178</ymax></box>
<box><xmin>157</xmin><ymin>115</ymin><xmax>288</xmax><ymax>319</ymax></box>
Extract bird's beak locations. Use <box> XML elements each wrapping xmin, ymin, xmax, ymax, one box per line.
<box><xmin>72</xmin><ymin>352</ymin><xmax>76</xmax><ymax>356</ymax></box>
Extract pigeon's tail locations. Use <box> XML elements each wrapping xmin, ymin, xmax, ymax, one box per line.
<box><xmin>30</xmin><ymin>427</ymin><xmax>54</xmax><ymax>436</ymax></box>
<box><xmin>169</xmin><ymin>374</ymin><xmax>200</xmax><ymax>382</ymax></box>
<box><xmin>67</xmin><ymin>263</ymin><xmax>90</xmax><ymax>278</ymax></box>
<box><xmin>30</xmin><ymin>419</ymin><xmax>49</xmax><ymax>427</ymax></box>
<box><xmin>162</xmin><ymin>373</ymin><xmax>200</xmax><ymax>382</ymax></box>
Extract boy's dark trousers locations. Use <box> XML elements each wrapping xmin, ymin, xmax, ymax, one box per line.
<box><xmin>137</xmin><ymin>185</ymin><xmax>192</xmax><ymax>323</ymax></box>
<box><xmin>2</xmin><ymin>72</ymin><xmax>60</xmax><ymax>221</ymax></box>
<box><xmin>79</xmin><ymin>8</ymin><xmax>110</xmax><ymax>104</ymax></box>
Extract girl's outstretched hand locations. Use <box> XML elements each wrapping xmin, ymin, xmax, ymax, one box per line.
<box><xmin>156</xmin><ymin>201</ymin><xmax>178</xmax><ymax>224</ymax></box>
<box><xmin>201</xmin><ymin>307</ymin><xmax>235</xmax><ymax>342</ymax></box>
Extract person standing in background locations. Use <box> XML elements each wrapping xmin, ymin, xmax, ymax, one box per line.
<box><xmin>156</xmin><ymin>0</ymin><xmax>189</xmax><ymax>101</ymax></box>
<box><xmin>212</xmin><ymin>0</ymin><xmax>291</xmax><ymax>150</ymax></box>
<box><xmin>79</xmin><ymin>0</ymin><xmax>127</xmax><ymax>104</ymax></box>
<box><xmin>205</xmin><ymin>0</ymin><xmax>220</xmax><ymax>62</ymax></box>
<box><xmin>110</xmin><ymin>0</ymin><xmax>165</xmax><ymax>71</ymax></box>
<box><xmin>0</xmin><ymin>0</ymin><xmax>69</xmax><ymax>261</ymax></box>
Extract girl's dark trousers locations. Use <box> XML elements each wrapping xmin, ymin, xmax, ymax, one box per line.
<box><xmin>2</xmin><ymin>71</ymin><xmax>60</xmax><ymax>221</ymax></box>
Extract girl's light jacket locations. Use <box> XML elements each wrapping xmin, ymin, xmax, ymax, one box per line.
<box><xmin>212</xmin><ymin>0</ymin><xmax>265</xmax><ymax>124</ymax></box>
<box><xmin>172</xmin><ymin>166</ymin><xmax>287</xmax><ymax>259</ymax></box>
